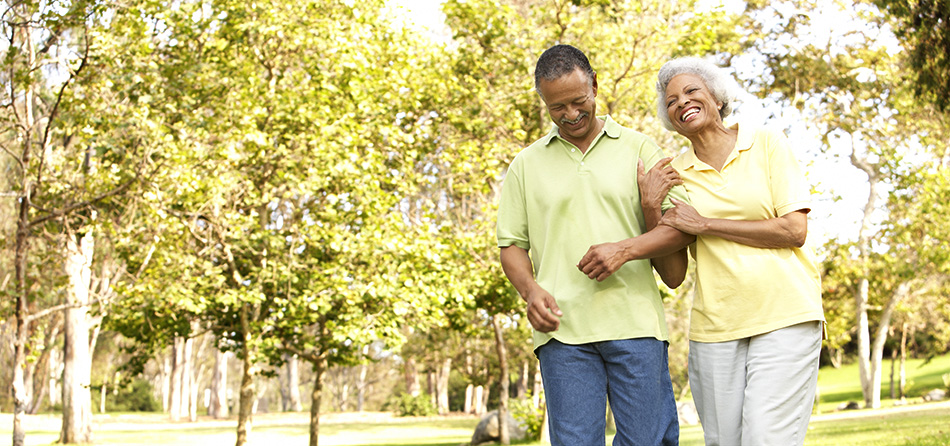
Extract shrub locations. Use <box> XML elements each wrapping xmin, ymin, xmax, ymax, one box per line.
<box><xmin>103</xmin><ymin>378</ymin><xmax>161</xmax><ymax>412</ymax></box>
<box><xmin>384</xmin><ymin>393</ymin><xmax>437</xmax><ymax>417</ymax></box>
<box><xmin>509</xmin><ymin>396</ymin><xmax>544</xmax><ymax>440</ymax></box>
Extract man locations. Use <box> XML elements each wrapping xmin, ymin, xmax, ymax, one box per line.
<box><xmin>496</xmin><ymin>44</ymin><xmax>693</xmax><ymax>445</ymax></box>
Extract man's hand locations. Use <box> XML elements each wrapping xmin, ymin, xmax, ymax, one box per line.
<box><xmin>525</xmin><ymin>288</ymin><xmax>562</xmax><ymax>332</ymax></box>
<box><xmin>577</xmin><ymin>242</ymin><xmax>628</xmax><ymax>282</ymax></box>
<box><xmin>660</xmin><ymin>198</ymin><xmax>707</xmax><ymax>235</ymax></box>
<box><xmin>638</xmin><ymin>157</ymin><xmax>682</xmax><ymax>210</ymax></box>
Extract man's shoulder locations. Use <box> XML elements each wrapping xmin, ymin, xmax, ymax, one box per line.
<box><xmin>602</xmin><ymin>116</ymin><xmax>658</xmax><ymax>147</ymax></box>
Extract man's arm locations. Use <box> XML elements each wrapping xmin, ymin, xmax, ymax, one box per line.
<box><xmin>576</xmin><ymin>224</ymin><xmax>694</xmax><ymax>283</ymax></box>
<box><xmin>637</xmin><ymin>158</ymin><xmax>691</xmax><ymax>288</ymax></box>
<box><xmin>500</xmin><ymin>245</ymin><xmax>562</xmax><ymax>332</ymax></box>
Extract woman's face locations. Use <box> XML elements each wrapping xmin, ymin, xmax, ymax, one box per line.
<box><xmin>664</xmin><ymin>73</ymin><xmax>723</xmax><ymax>136</ymax></box>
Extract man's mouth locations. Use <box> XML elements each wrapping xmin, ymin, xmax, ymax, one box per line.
<box><xmin>562</xmin><ymin>112</ymin><xmax>587</xmax><ymax>126</ymax></box>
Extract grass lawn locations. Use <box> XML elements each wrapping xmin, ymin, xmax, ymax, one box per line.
<box><xmin>1</xmin><ymin>356</ymin><xmax>947</xmax><ymax>446</ymax></box>
<box><xmin>3</xmin><ymin>402</ymin><xmax>949</xmax><ymax>446</ymax></box>
<box><xmin>815</xmin><ymin>354</ymin><xmax>950</xmax><ymax>414</ymax></box>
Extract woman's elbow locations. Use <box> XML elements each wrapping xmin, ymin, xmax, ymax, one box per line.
<box><xmin>789</xmin><ymin>227</ymin><xmax>807</xmax><ymax>248</ymax></box>
<box><xmin>782</xmin><ymin>212</ymin><xmax>808</xmax><ymax>248</ymax></box>
<box><xmin>663</xmin><ymin>275</ymin><xmax>685</xmax><ymax>289</ymax></box>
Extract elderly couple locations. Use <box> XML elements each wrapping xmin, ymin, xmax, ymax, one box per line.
<box><xmin>496</xmin><ymin>44</ymin><xmax>825</xmax><ymax>446</ymax></box>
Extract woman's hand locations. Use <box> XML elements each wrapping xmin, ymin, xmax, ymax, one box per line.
<box><xmin>638</xmin><ymin>157</ymin><xmax>682</xmax><ymax>210</ymax></box>
<box><xmin>660</xmin><ymin>198</ymin><xmax>708</xmax><ymax>235</ymax></box>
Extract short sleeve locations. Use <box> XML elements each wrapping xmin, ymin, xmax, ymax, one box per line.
<box><xmin>766</xmin><ymin>129</ymin><xmax>811</xmax><ymax>216</ymax></box>
<box><xmin>496</xmin><ymin>155</ymin><xmax>530</xmax><ymax>250</ymax></box>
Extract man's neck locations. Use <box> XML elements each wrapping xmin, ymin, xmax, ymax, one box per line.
<box><xmin>564</xmin><ymin>117</ymin><xmax>605</xmax><ymax>154</ymax></box>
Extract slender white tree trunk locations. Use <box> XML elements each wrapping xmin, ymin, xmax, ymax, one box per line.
<box><xmin>436</xmin><ymin>358</ymin><xmax>451</xmax><ymax>415</ymax></box>
<box><xmin>287</xmin><ymin>355</ymin><xmax>303</xmax><ymax>412</ymax></box>
<box><xmin>161</xmin><ymin>354</ymin><xmax>171</xmax><ymax>413</ymax></box>
<box><xmin>869</xmin><ymin>282</ymin><xmax>909</xmax><ymax>408</ymax></box>
<box><xmin>464</xmin><ymin>384</ymin><xmax>474</xmax><ymax>414</ymax></box>
<box><xmin>210</xmin><ymin>350</ymin><xmax>230</xmax><ymax>418</ymax></box>
<box><xmin>182</xmin><ymin>335</ymin><xmax>194</xmax><ymax>420</ymax></box>
<box><xmin>170</xmin><ymin>338</ymin><xmax>184</xmax><ymax>421</ymax></box>
<box><xmin>404</xmin><ymin>358</ymin><xmax>420</xmax><ymax>397</ymax></box>
<box><xmin>60</xmin><ymin>231</ymin><xmax>94</xmax><ymax>444</ymax></box>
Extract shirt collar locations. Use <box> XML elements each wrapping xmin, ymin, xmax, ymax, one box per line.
<box><xmin>680</xmin><ymin>122</ymin><xmax>753</xmax><ymax>170</ymax></box>
<box><xmin>542</xmin><ymin>115</ymin><xmax>619</xmax><ymax>146</ymax></box>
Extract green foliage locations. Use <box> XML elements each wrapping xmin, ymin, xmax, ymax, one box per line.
<box><xmin>99</xmin><ymin>379</ymin><xmax>161</xmax><ymax>413</ymax></box>
<box><xmin>873</xmin><ymin>0</ymin><xmax>950</xmax><ymax>112</ymax></box>
<box><xmin>384</xmin><ymin>393</ymin><xmax>438</xmax><ymax>417</ymax></box>
<box><xmin>509</xmin><ymin>396</ymin><xmax>544</xmax><ymax>440</ymax></box>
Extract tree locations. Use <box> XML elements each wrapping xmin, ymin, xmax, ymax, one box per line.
<box><xmin>872</xmin><ymin>0</ymin><xmax>950</xmax><ymax>112</ymax></box>
<box><xmin>742</xmin><ymin>0</ymin><xmax>950</xmax><ymax>408</ymax></box>
<box><xmin>2</xmin><ymin>0</ymin><xmax>162</xmax><ymax>443</ymax></box>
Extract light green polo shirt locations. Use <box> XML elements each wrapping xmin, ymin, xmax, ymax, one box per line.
<box><xmin>497</xmin><ymin>115</ymin><xmax>689</xmax><ymax>350</ymax></box>
<box><xmin>671</xmin><ymin>123</ymin><xmax>825</xmax><ymax>343</ymax></box>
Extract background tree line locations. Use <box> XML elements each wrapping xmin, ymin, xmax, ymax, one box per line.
<box><xmin>1</xmin><ymin>0</ymin><xmax>949</xmax><ymax>446</ymax></box>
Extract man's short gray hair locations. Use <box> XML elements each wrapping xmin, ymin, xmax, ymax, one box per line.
<box><xmin>655</xmin><ymin>57</ymin><xmax>743</xmax><ymax>131</ymax></box>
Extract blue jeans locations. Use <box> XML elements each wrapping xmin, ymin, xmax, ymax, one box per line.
<box><xmin>538</xmin><ymin>338</ymin><xmax>679</xmax><ymax>446</ymax></box>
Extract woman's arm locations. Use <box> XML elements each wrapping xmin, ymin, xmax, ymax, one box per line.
<box><xmin>662</xmin><ymin>198</ymin><xmax>808</xmax><ymax>249</ymax></box>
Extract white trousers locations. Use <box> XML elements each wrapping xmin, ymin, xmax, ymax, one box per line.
<box><xmin>688</xmin><ymin>321</ymin><xmax>822</xmax><ymax>446</ymax></box>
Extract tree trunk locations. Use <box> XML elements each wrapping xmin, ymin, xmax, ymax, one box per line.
<box><xmin>170</xmin><ymin>338</ymin><xmax>184</xmax><ymax>421</ymax></box>
<box><xmin>539</xmin><ymin>404</ymin><xmax>551</xmax><ymax>445</ymax></box>
<box><xmin>464</xmin><ymin>384</ymin><xmax>474</xmax><ymax>414</ymax></box>
<box><xmin>533</xmin><ymin>361</ymin><xmax>543</xmax><ymax>409</ymax></box>
<box><xmin>436</xmin><ymin>358</ymin><xmax>451</xmax><ymax>415</ymax></box>
<box><xmin>404</xmin><ymin>358</ymin><xmax>420</xmax><ymax>397</ymax></box>
<box><xmin>11</xmin><ymin>10</ymin><xmax>36</xmax><ymax>444</ymax></box>
<box><xmin>852</xmin><ymin>153</ymin><xmax>880</xmax><ymax>409</ymax></box>
<box><xmin>869</xmin><ymin>282</ymin><xmax>908</xmax><ymax>408</ymax></box>
<box><xmin>210</xmin><ymin>350</ymin><xmax>230</xmax><ymax>418</ymax></box>
<box><xmin>182</xmin><ymin>336</ymin><xmax>194</xmax><ymax>420</ymax></box>
<box><xmin>516</xmin><ymin>361</ymin><xmax>528</xmax><ymax>399</ymax></box>
<box><xmin>100</xmin><ymin>383</ymin><xmax>107</xmax><ymax>414</ymax></box>
<box><xmin>161</xmin><ymin>354</ymin><xmax>171</xmax><ymax>413</ymax></box>
<box><xmin>855</xmin><ymin>277</ymin><xmax>873</xmax><ymax>407</ymax></box>
<box><xmin>28</xmin><ymin>319</ymin><xmax>61</xmax><ymax>414</ymax></box>
<box><xmin>491</xmin><ymin>313</ymin><xmax>510</xmax><ymax>445</ymax></box>
<box><xmin>235</xmin><ymin>349</ymin><xmax>256</xmax><ymax>446</ymax></box>
<box><xmin>899</xmin><ymin>322</ymin><xmax>907</xmax><ymax>401</ymax></box>
<box><xmin>474</xmin><ymin>385</ymin><xmax>485</xmax><ymax>415</ymax></box>
<box><xmin>284</xmin><ymin>355</ymin><xmax>301</xmax><ymax>412</ymax></box>
<box><xmin>60</xmin><ymin>231</ymin><xmax>95</xmax><ymax>444</ymax></box>
<box><xmin>308</xmin><ymin>356</ymin><xmax>328</xmax><ymax>446</ymax></box>
<box><xmin>889</xmin><ymin>348</ymin><xmax>897</xmax><ymax>400</ymax></box>
<box><xmin>356</xmin><ymin>361</ymin><xmax>368</xmax><ymax>412</ymax></box>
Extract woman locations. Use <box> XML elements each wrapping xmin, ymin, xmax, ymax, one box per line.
<box><xmin>646</xmin><ymin>57</ymin><xmax>825</xmax><ymax>446</ymax></box>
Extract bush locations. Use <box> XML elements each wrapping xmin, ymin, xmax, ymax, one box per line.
<box><xmin>509</xmin><ymin>396</ymin><xmax>544</xmax><ymax>440</ymax></box>
<box><xmin>384</xmin><ymin>393</ymin><xmax>438</xmax><ymax>417</ymax></box>
<box><xmin>102</xmin><ymin>378</ymin><xmax>161</xmax><ymax>412</ymax></box>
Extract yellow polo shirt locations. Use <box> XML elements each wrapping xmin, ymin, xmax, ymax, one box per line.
<box><xmin>497</xmin><ymin>115</ymin><xmax>689</xmax><ymax>350</ymax></box>
<box><xmin>671</xmin><ymin>123</ymin><xmax>824</xmax><ymax>343</ymax></box>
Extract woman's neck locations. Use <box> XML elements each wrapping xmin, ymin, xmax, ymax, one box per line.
<box><xmin>687</xmin><ymin>124</ymin><xmax>738</xmax><ymax>171</ymax></box>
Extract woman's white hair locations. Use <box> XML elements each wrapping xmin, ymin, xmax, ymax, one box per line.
<box><xmin>655</xmin><ymin>57</ymin><xmax>743</xmax><ymax>131</ymax></box>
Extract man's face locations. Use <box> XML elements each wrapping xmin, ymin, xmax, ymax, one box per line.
<box><xmin>538</xmin><ymin>67</ymin><xmax>598</xmax><ymax>146</ymax></box>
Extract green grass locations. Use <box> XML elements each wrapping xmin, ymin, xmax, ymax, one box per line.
<box><xmin>815</xmin><ymin>354</ymin><xmax>950</xmax><ymax>414</ymax></box>
<box><xmin>4</xmin><ymin>404</ymin><xmax>949</xmax><ymax>446</ymax></box>
<box><xmin>1</xmin><ymin>355</ymin><xmax>948</xmax><ymax>446</ymax></box>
